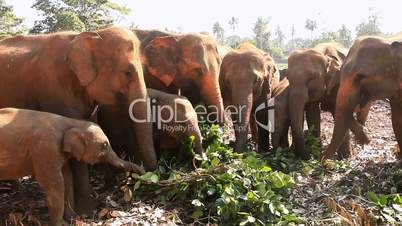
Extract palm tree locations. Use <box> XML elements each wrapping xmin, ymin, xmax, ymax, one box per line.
<box><xmin>228</xmin><ymin>16</ymin><xmax>238</xmax><ymax>34</ymax></box>
<box><xmin>305</xmin><ymin>19</ymin><xmax>317</xmax><ymax>40</ymax></box>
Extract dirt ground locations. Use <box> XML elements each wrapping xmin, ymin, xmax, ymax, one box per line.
<box><xmin>0</xmin><ymin>100</ymin><xmax>399</xmax><ymax>225</ymax></box>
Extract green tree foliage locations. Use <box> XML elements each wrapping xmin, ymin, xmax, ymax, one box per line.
<box><xmin>355</xmin><ymin>10</ymin><xmax>382</xmax><ymax>37</ymax></box>
<box><xmin>253</xmin><ymin>17</ymin><xmax>271</xmax><ymax>51</ymax></box>
<box><xmin>212</xmin><ymin>22</ymin><xmax>225</xmax><ymax>44</ymax></box>
<box><xmin>30</xmin><ymin>0</ymin><xmax>130</xmax><ymax>33</ymax></box>
<box><xmin>305</xmin><ymin>18</ymin><xmax>317</xmax><ymax>39</ymax></box>
<box><xmin>0</xmin><ymin>0</ymin><xmax>26</xmax><ymax>38</ymax></box>
<box><xmin>226</xmin><ymin>35</ymin><xmax>241</xmax><ymax>48</ymax></box>
<box><xmin>273</xmin><ymin>25</ymin><xmax>285</xmax><ymax>48</ymax></box>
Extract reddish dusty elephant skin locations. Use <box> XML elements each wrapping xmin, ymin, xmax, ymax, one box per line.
<box><xmin>287</xmin><ymin>42</ymin><xmax>370</xmax><ymax>160</ymax></box>
<box><xmin>98</xmin><ymin>29</ymin><xmax>225</xmax><ymax>179</ymax></box>
<box><xmin>271</xmin><ymin>78</ymin><xmax>291</xmax><ymax>149</ymax></box>
<box><xmin>134</xmin><ymin>29</ymin><xmax>225</xmax><ymax>124</ymax></box>
<box><xmin>0</xmin><ymin>27</ymin><xmax>155</xmax><ymax>215</ymax></box>
<box><xmin>147</xmin><ymin>89</ymin><xmax>204</xmax><ymax>157</ymax></box>
<box><xmin>219</xmin><ymin>43</ymin><xmax>278</xmax><ymax>152</ymax></box>
<box><xmin>98</xmin><ymin>88</ymin><xmax>203</xmax><ymax>187</ymax></box>
<box><xmin>322</xmin><ymin>37</ymin><xmax>402</xmax><ymax>163</ymax></box>
<box><xmin>0</xmin><ymin>108</ymin><xmax>144</xmax><ymax>226</ymax></box>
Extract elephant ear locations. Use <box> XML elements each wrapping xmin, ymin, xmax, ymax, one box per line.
<box><xmin>325</xmin><ymin>55</ymin><xmax>342</xmax><ymax>95</ymax></box>
<box><xmin>144</xmin><ymin>36</ymin><xmax>179</xmax><ymax>87</ymax></box>
<box><xmin>63</xmin><ymin>128</ymin><xmax>88</xmax><ymax>161</ymax></box>
<box><xmin>67</xmin><ymin>32</ymin><xmax>102</xmax><ymax>86</ymax></box>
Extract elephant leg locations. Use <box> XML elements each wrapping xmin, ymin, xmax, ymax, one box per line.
<box><xmin>356</xmin><ymin>102</ymin><xmax>371</xmax><ymax>125</ymax></box>
<box><xmin>103</xmin><ymin>165</ymin><xmax>118</xmax><ymax>189</ymax></box>
<box><xmin>390</xmin><ymin>96</ymin><xmax>402</xmax><ymax>159</ymax></box>
<box><xmin>350</xmin><ymin>118</ymin><xmax>370</xmax><ymax>145</ymax></box>
<box><xmin>337</xmin><ymin>131</ymin><xmax>351</xmax><ymax>159</ymax></box>
<box><xmin>36</xmin><ymin>170</ymin><xmax>68</xmax><ymax>226</ymax></box>
<box><xmin>71</xmin><ymin>160</ymin><xmax>98</xmax><ymax>215</ymax></box>
<box><xmin>279</xmin><ymin>127</ymin><xmax>290</xmax><ymax>148</ymax></box>
<box><xmin>62</xmin><ymin>163</ymin><xmax>75</xmax><ymax>220</ymax></box>
<box><xmin>256</xmin><ymin>108</ymin><xmax>270</xmax><ymax>152</ymax></box>
<box><xmin>250</xmin><ymin>114</ymin><xmax>258</xmax><ymax>144</ymax></box>
<box><xmin>257</xmin><ymin>124</ymin><xmax>270</xmax><ymax>152</ymax></box>
<box><xmin>330</xmin><ymin>111</ymin><xmax>351</xmax><ymax>159</ymax></box>
<box><xmin>305</xmin><ymin>102</ymin><xmax>321</xmax><ymax>138</ymax></box>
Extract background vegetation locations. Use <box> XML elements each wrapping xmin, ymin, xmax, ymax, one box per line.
<box><xmin>0</xmin><ymin>0</ymin><xmax>394</xmax><ymax>63</ymax></box>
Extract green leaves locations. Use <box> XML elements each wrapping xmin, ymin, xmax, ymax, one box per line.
<box><xmin>0</xmin><ymin>0</ymin><xmax>26</xmax><ymax>38</ymax></box>
<box><xmin>368</xmin><ymin>192</ymin><xmax>402</xmax><ymax>222</ymax></box>
<box><xmin>126</xmin><ymin>124</ymin><xmax>301</xmax><ymax>225</ymax></box>
<box><xmin>267</xmin><ymin>171</ymin><xmax>293</xmax><ymax>189</ymax></box>
<box><xmin>30</xmin><ymin>0</ymin><xmax>130</xmax><ymax>33</ymax></box>
<box><xmin>140</xmin><ymin>172</ymin><xmax>159</xmax><ymax>183</ymax></box>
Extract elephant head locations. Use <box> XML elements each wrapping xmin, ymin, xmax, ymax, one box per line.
<box><xmin>63</xmin><ymin>125</ymin><xmax>145</xmax><ymax>174</ymax></box>
<box><xmin>322</xmin><ymin>37</ymin><xmax>402</xmax><ymax>162</ymax></box>
<box><xmin>287</xmin><ymin>45</ymin><xmax>344</xmax><ymax>159</ymax></box>
<box><xmin>67</xmin><ymin>27</ymin><xmax>157</xmax><ymax>169</ymax></box>
<box><xmin>220</xmin><ymin>44</ymin><xmax>275</xmax><ymax>152</ymax></box>
<box><xmin>138</xmin><ymin>30</ymin><xmax>225</xmax><ymax>124</ymax></box>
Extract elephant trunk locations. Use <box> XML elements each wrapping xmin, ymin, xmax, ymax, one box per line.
<box><xmin>105</xmin><ymin>149</ymin><xmax>145</xmax><ymax>174</ymax></box>
<box><xmin>322</xmin><ymin>78</ymin><xmax>360</xmax><ymax>162</ymax></box>
<box><xmin>127</xmin><ymin>78</ymin><xmax>157</xmax><ymax>170</ymax></box>
<box><xmin>232</xmin><ymin>88</ymin><xmax>253</xmax><ymax>152</ymax></box>
<box><xmin>289</xmin><ymin>86</ymin><xmax>310</xmax><ymax>159</ymax></box>
<box><xmin>201</xmin><ymin>75</ymin><xmax>226</xmax><ymax>125</ymax></box>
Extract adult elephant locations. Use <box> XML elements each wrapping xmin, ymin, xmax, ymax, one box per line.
<box><xmin>0</xmin><ymin>27</ymin><xmax>155</xmax><ymax>215</ymax></box>
<box><xmin>97</xmin><ymin>30</ymin><xmax>225</xmax><ymax>177</ymax></box>
<box><xmin>134</xmin><ymin>29</ymin><xmax>225</xmax><ymax>121</ymax></box>
<box><xmin>219</xmin><ymin>43</ymin><xmax>277</xmax><ymax>152</ymax></box>
<box><xmin>322</xmin><ymin>37</ymin><xmax>402</xmax><ymax>162</ymax></box>
<box><xmin>288</xmin><ymin>43</ymin><xmax>370</xmax><ymax>159</ymax></box>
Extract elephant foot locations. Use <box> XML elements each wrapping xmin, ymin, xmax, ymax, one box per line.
<box><xmin>53</xmin><ymin>220</ymin><xmax>70</xmax><ymax>226</ymax></box>
<box><xmin>75</xmin><ymin>196</ymin><xmax>99</xmax><ymax>216</ymax></box>
<box><xmin>336</xmin><ymin>150</ymin><xmax>351</xmax><ymax>160</ymax></box>
<box><xmin>64</xmin><ymin>203</ymin><xmax>76</xmax><ymax>222</ymax></box>
<box><xmin>354</xmin><ymin>130</ymin><xmax>370</xmax><ymax>145</ymax></box>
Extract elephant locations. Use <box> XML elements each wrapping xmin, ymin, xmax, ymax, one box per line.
<box><xmin>218</xmin><ymin>45</ymin><xmax>233</xmax><ymax>60</ymax></box>
<box><xmin>271</xmin><ymin>78</ymin><xmax>291</xmax><ymax>149</ymax></box>
<box><xmin>219</xmin><ymin>43</ymin><xmax>278</xmax><ymax>152</ymax></box>
<box><xmin>279</xmin><ymin>68</ymin><xmax>288</xmax><ymax>80</ymax></box>
<box><xmin>134</xmin><ymin>29</ymin><xmax>225</xmax><ymax>122</ymax></box>
<box><xmin>97</xmin><ymin>29</ymin><xmax>225</xmax><ymax>170</ymax></box>
<box><xmin>0</xmin><ymin>108</ymin><xmax>144</xmax><ymax>226</ymax></box>
<box><xmin>287</xmin><ymin>43</ymin><xmax>370</xmax><ymax>159</ymax></box>
<box><xmin>98</xmin><ymin>88</ymin><xmax>203</xmax><ymax>186</ymax></box>
<box><xmin>322</xmin><ymin>37</ymin><xmax>402</xmax><ymax>162</ymax></box>
<box><xmin>147</xmin><ymin>88</ymin><xmax>204</xmax><ymax>157</ymax></box>
<box><xmin>0</xmin><ymin>27</ymin><xmax>154</xmax><ymax>215</ymax></box>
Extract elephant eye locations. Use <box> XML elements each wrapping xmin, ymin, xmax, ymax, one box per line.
<box><xmin>192</xmin><ymin>68</ymin><xmax>203</xmax><ymax>77</ymax></box>
<box><xmin>355</xmin><ymin>73</ymin><xmax>366</xmax><ymax>82</ymax></box>
<box><xmin>124</xmin><ymin>71</ymin><xmax>132</xmax><ymax>77</ymax></box>
<box><xmin>102</xmin><ymin>142</ymin><xmax>109</xmax><ymax>150</ymax></box>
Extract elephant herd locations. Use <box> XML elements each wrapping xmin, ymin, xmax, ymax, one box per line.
<box><xmin>0</xmin><ymin>26</ymin><xmax>400</xmax><ymax>225</ymax></box>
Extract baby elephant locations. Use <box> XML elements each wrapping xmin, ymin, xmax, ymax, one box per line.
<box><xmin>148</xmin><ymin>89</ymin><xmax>203</xmax><ymax>158</ymax></box>
<box><xmin>0</xmin><ymin>108</ymin><xmax>144</xmax><ymax>226</ymax></box>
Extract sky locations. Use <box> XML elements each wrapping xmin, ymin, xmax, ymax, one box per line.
<box><xmin>6</xmin><ymin>0</ymin><xmax>402</xmax><ymax>40</ymax></box>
